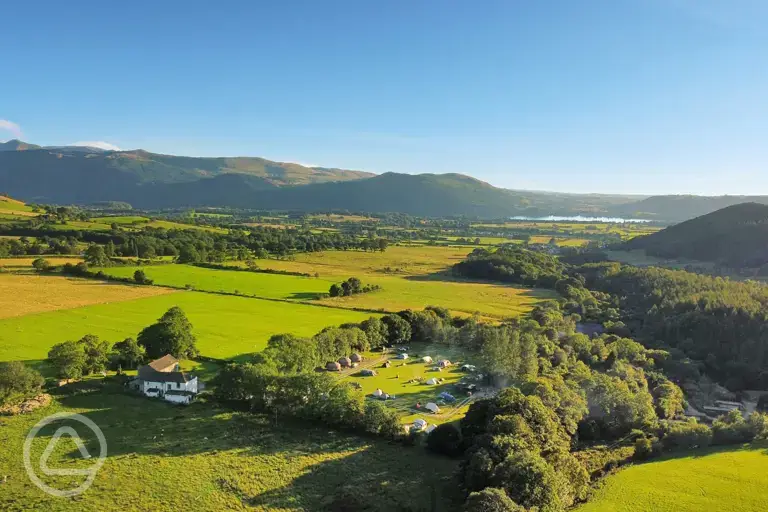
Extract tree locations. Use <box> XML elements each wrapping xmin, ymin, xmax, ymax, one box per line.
<box><xmin>329</xmin><ymin>283</ymin><xmax>342</xmax><ymax>297</ymax></box>
<box><xmin>48</xmin><ymin>340</ymin><xmax>87</xmax><ymax>379</ymax></box>
<box><xmin>464</xmin><ymin>488</ymin><xmax>524</xmax><ymax>512</ymax></box>
<box><xmin>360</xmin><ymin>317</ymin><xmax>388</xmax><ymax>349</ymax></box>
<box><xmin>427</xmin><ymin>423</ymin><xmax>463</xmax><ymax>456</ymax></box>
<box><xmin>79</xmin><ymin>334</ymin><xmax>112</xmax><ymax>374</ymax></box>
<box><xmin>134</xmin><ymin>269</ymin><xmax>153</xmax><ymax>285</ymax></box>
<box><xmin>0</xmin><ymin>362</ymin><xmax>44</xmax><ymax>406</ymax></box>
<box><xmin>491</xmin><ymin>451</ymin><xmax>563</xmax><ymax>512</ymax></box>
<box><xmin>113</xmin><ymin>337</ymin><xmax>146</xmax><ymax>369</ymax></box>
<box><xmin>177</xmin><ymin>244</ymin><xmax>201</xmax><ymax>264</ymax></box>
<box><xmin>32</xmin><ymin>257</ymin><xmax>51</xmax><ymax>272</ymax></box>
<box><xmin>84</xmin><ymin>244</ymin><xmax>110</xmax><ymax>267</ymax></box>
<box><xmin>382</xmin><ymin>314</ymin><xmax>412</xmax><ymax>344</ymax></box>
<box><xmin>257</xmin><ymin>334</ymin><xmax>319</xmax><ymax>374</ymax></box>
<box><xmin>137</xmin><ymin>307</ymin><xmax>198</xmax><ymax>359</ymax></box>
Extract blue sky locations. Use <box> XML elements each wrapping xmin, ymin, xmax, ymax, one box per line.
<box><xmin>2</xmin><ymin>0</ymin><xmax>767</xmax><ymax>195</ymax></box>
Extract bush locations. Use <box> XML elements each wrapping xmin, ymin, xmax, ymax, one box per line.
<box><xmin>0</xmin><ymin>362</ymin><xmax>44</xmax><ymax>406</ymax></box>
<box><xmin>661</xmin><ymin>420</ymin><xmax>712</xmax><ymax>451</ymax></box>
<box><xmin>632</xmin><ymin>436</ymin><xmax>659</xmax><ymax>461</ymax></box>
<box><xmin>464</xmin><ymin>488</ymin><xmax>524</xmax><ymax>512</ymax></box>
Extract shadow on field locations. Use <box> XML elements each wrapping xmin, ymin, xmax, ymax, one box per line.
<box><xmin>37</xmin><ymin>386</ymin><xmax>460</xmax><ymax>511</ymax></box>
<box><xmin>286</xmin><ymin>291</ymin><xmax>325</xmax><ymax>300</ymax></box>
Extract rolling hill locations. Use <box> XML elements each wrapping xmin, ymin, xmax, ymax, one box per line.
<box><xmin>622</xmin><ymin>202</ymin><xmax>768</xmax><ymax>268</ymax></box>
<box><xmin>609</xmin><ymin>195</ymin><xmax>768</xmax><ymax>222</ymax></box>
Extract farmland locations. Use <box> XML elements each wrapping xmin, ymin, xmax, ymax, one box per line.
<box><xmin>0</xmin><ymin>274</ymin><xmax>175</xmax><ymax>319</ymax></box>
<box><xmin>578</xmin><ymin>443</ymin><xmax>768</xmax><ymax>512</ymax></box>
<box><xmin>0</xmin><ymin>287</ymin><xmax>375</xmax><ymax>362</ymax></box>
<box><xmin>0</xmin><ymin>390</ymin><xmax>458</xmax><ymax>512</ymax></box>
<box><xmin>98</xmin><ymin>264</ymin><xmax>337</xmax><ymax>301</ymax></box>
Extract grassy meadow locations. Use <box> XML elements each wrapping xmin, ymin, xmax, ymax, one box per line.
<box><xmin>578</xmin><ymin>443</ymin><xmax>768</xmax><ymax>512</ymax></box>
<box><xmin>0</xmin><ymin>287</ymin><xmax>375</xmax><ymax>362</ymax></box>
<box><xmin>0</xmin><ymin>390</ymin><xmax>458</xmax><ymax>512</ymax></box>
<box><xmin>98</xmin><ymin>264</ymin><xmax>337</xmax><ymax>301</ymax></box>
<box><xmin>227</xmin><ymin>247</ymin><xmax>556</xmax><ymax>319</ymax></box>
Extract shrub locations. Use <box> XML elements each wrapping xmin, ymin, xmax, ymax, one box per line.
<box><xmin>661</xmin><ymin>420</ymin><xmax>712</xmax><ymax>451</ymax></box>
<box><xmin>464</xmin><ymin>488</ymin><xmax>524</xmax><ymax>512</ymax></box>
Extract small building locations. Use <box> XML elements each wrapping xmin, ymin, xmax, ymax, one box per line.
<box><xmin>426</xmin><ymin>378</ymin><xmax>439</xmax><ymax>385</ymax></box>
<box><xmin>326</xmin><ymin>361</ymin><xmax>342</xmax><ymax>371</ymax></box>
<box><xmin>338</xmin><ymin>357</ymin><xmax>352</xmax><ymax>368</ymax></box>
<box><xmin>350</xmin><ymin>353</ymin><xmax>364</xmax><ymax>363</ymax></box>
<box><xmin>421</xmin><ymin>356</ymin><xmax>433</xmax><ymax>363</ymax></box>
<box><xmin>360</xmin><ymin>369</ymin><xmax>377</xmax><ymax>377</ymax></box>
<box><xmin>397</xmin><ymin>353</ymin><xmax>409</xmax><ymax>360</ymax></box>
<box><xmin>135</xmin><ymin>357</ymin><xmax>198</xmax><ymax>404</ymax></box>
<box><xmin>425</xmin><ymin>402</ymin><xmax>440</xmax><ymax>413</ymax></box>
<box><xmin>437</xmin><ymin>359</ymin><xmax>452</xmax><ymax>368</ymax></box>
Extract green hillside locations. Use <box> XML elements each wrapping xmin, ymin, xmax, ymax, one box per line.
<box><xmin>622</xmin><ymin>202</ymin><xmax>768</xmax><ymax>268</ymax></box>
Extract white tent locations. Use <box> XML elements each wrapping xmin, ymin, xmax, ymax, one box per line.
<box><xmin>412</xmin><ymin>418</ymin><xmax>428</xmax><ymax>430</ymax></box>
<box><xmin>421</xmin><ymin>356</ymin><xmax>433</xmax><ymax>363</ymax></box>
<box><xmin>373</xmin><ymin>388</ymin><xmax>383</xmax><ymax>397</ymax></box>
<box><xmin>397</xmin><ymin>353</ymin><xmax>409</xmax><ymax>360</ymax></box>
<box><xmin>425</xmin><ymin>424</ymin><xmax>437</xmax><ymax>434</ymax></box>
<box><xmin>425</xmin><ymin>402</ymin><xmax>440</xmax><ymax>413</ymax></box>
<box><xmin>426</xmin><ymin>378</ymin><xmax>439</xmax><ymax>385</ymax></box>
<box><xmin>438</xmin><ymin>359</ymin><xmax>452</xmax><ymax>368</ymax></box>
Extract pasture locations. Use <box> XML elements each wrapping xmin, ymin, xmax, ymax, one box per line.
<box><xmin>98</xmin><ymin>264</ymin><xmax>337</xmax><ymax>301</ymax></box>
<box><xmin>0</xmin><ymin>195</ymin><xmax>35</xmax><ymax>213</ymax></box>
<box><xmin>228</xmin><ymin>247</ymin><xmax>556</xmax><ymax>318</ymax></box>
<box><xmin>578</xmin><ymin>443</ymin><xmax>768</xmax><ymax>512</ymax></box>
<box><xmin>0</xmin><ymin>289</ymin><xmax>375</xmax><ymax>362</ymax></box>
<box><xmin>89</xmin><ymin>215</ymin><xmax>150</xmax><ymax>225</ymax></box>
<box><xmin>0</xmin><ymin>274</ymin><xmax>175</xmax><ymax>319</ymax></box>
<box><xmin>0</xmin><ymin>256</ymin><xmax>83</xmax><ymax>271</ymax></box>
<box><xmin>343</xmin><ymin>342</ymin><xmax>478</xmax><ymax>425</ymax></box>
<box><xmin>0</xmin><ymin>391</ymin><xmax>457</xmax><ymax>512</ymax></box>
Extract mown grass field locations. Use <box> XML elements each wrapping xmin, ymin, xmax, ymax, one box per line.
<box><xmin>578</xmin><ymin>443</ymin><xmax>768</xmax><ymax>512</ymax></box>
<box><xmin>0</xmin><ymin>288</ymin><xmax>375</xmax><ymax>362</ymax></box>
<box><xmin>0</xmin><ymin>274</ymin><xmax>175</xmax><ymax>320</ymax></box>
<box><xmin>0</xmin><ymin>391</ymin><xmax>458</xmax><ymax>512</ymax></box>
<box><xmin>228</xmin><ymin>247</ymin><xmax>556</xmax><ymax>319</ymax></box>
<box><xmin>98</xmin><ymin>264</ymin><xmax>337</xmax><ymax>300</ymax></box>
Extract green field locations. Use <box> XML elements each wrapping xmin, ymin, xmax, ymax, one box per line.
<box><xmin>0</xmin><ymin>195</ymin><xmax>35</xmax><ymax>213</ymax></box>
<box><xmin>0</xmin><ymin>290</ymin><xmax>375</xmax><ymax>362</ymax></box>
<box><xmin>228</xmin><ymin>247</ymin><xmax>555</xmax><ymax>319</ymax></box>
<box><xmin>98</xmin><ymin>264</ymin><xmax>337</xmax><ymax>300</ymax></box>
<box><xmin>578</xmin><ymin>443</ymin><xmax>768</xmax><ymax>512</ymax></box>
<box><xmin>90</xmin><ymin>215</ymin><xmax>150</xmax><ymax>225</ymax></box>
<box><xmin>0</xmin><ymin>391</ymin><xmax>457</xmax><ymax>512</ymax></box>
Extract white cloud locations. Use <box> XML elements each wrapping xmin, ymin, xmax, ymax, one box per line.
<box><xmin>70</xmin><ymin>141</ymin><xmax>121</xmax><ymax>151</ymax></box>
<box><xmin>0</xmin><ymin>119</ymin><xmax>23</xmax><ymax>139</ymax></box>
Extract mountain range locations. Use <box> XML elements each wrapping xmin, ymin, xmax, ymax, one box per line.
<box><xmin>1</xmin><ymin>139</ymin><xmax>767</xmax><ymax>221</ymax></box>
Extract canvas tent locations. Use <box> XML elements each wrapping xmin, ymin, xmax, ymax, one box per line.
<box><xmin>326</xmin><ymin>361</ymin><xmax>341</xmax><ymax>371</ymax></box>
<box><xmin>426</xmin><ymin>378</ymin><xmax>439</xmax><ymax>385</ymax></box>
<box><xmin>351</xmin><ymin>353</ymin><xmax>364</xmax><ymax>363</ymax></box>
<box><xmin>425</xmin><ymin>402</ymin><xmax>440</xmax><ymax>413</ymax></box>
<box><xmin>338</xmin><ymin>357</ymin><xmax>352</xmax><ymax>367</ymax></box>
<box><xmin>421</xmin><ymin>356</ymin><xmax>433</xmax><ymax>363</ymax></box>
<box><xmin>413</xmin><ymin>418</ymin><xmax>428</xmax><ymax>430</ymax></box>
<box><xmin>373</xmin><ymin>388</ymin><xmax>384</xmax><ymax>398</ymax></box>
<box><xmin>397</xmin><ymin>353</ymin><xmax>409</xmax><ymax>360</ymax></box>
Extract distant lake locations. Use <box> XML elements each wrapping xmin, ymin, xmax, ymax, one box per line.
<box><xmin>510</xmin><ymin>215</ymin><xmax>651</xmax><ymax>223</ymax></box>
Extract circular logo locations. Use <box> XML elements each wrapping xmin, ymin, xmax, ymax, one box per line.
<box><xmin>23</xmin><ymin>412</ymin><xmax>107</xmax><ymax>498</ymax></box>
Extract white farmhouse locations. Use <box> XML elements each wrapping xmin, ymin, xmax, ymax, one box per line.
<box><xmin>135</xmin><ymin>355</ymin><xmax>199</xmax><ymax>404</ymax></box>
